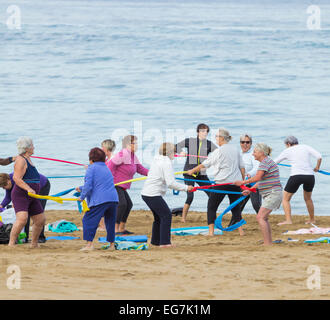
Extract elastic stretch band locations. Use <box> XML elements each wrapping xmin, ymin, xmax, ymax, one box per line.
<box><xmin>214</xmin><ymin>196</ymin><xmax>247</xmax><ymax>231</ymax></box>
<box><xmin>23</xmin><ymin>179</ymin><xmax>40</xmax><ymax>183</ymax></box>
<box><xmin>176</xmin><ymin>177</ymin><xmax>215</xmax><ymax>184</ymax></box>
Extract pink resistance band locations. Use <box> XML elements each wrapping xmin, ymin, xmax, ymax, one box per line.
<box><xmin>31</xmin><ymin>156</ymin><xmax>86</xmax><ymax>167</ymax></box>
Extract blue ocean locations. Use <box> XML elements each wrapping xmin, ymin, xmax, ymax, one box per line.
<box><xmin>1</xmin><ymin>0</ymin><xmax>329</xmax><ymax>216</ymax></box>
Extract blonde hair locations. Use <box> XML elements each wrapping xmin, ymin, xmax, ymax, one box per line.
<box><xmin>101</xmin><ymin>139</ymin><xmax>116</xmax><ymax>152</ymax></box>
<box><xmin>218</xmin><ymin>128</ymin><xmax>232</xmax><ymax>142</ymax></box>
<box><xmin>122</xmin><ymin>135</ymin><xmax>137</xmax><ymax>148</ymax></box>
<box><xmin>255</xmin><ymin>143</ymin><xmax>272</xmax><ymax>156</ymax></box>
<box><xmin>159</xmin><ymin>143</ymin><xmax>175</xmax><ymax>157</ymax></box>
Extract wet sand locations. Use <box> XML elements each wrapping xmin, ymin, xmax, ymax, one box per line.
<box><xmin>1</xmin><ymin>209</ymin><xmax>329</xmax><ymax>300</ymax></box>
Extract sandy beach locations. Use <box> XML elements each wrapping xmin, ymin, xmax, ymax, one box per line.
<box><xmin>1</xmin><ymin>209</ymin><xmax>329</xmax><ymax>300</ymax></box>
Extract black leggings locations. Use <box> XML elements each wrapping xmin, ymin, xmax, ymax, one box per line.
<box><xmin>183</xmin><ymin>174</ymin><xmax>211</xmax><ymax>205</ymax></box>
<box><xmin>207</xmin><ymin>185</ymin><xmax>243</xmax><ymax>226</ymax></box>
<box><xmin>115</xmin><ymin>186</ymin><xmax>133</xmax><ymax>224</ymax></box>
<box><xmin>24</xmin><ymin>179</ymin><xmax>50</xmax><ymax>240</ymax></box>
<box><xmin>142</xmin><ymin>195</ymin><xmax>172</xmax><ymax>246</ymax></box>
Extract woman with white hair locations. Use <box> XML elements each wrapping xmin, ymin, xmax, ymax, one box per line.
<box><xmin>234</xmin><ymin>143</ymin><xmax>282</xmax><ymax>246</ymax></box>
<box><xmin>8</xmin><ymin>137</ymin><xmax>46</xmax><ymax>248</ymax></box>
<box><xmin>187</xmin><ymin>129</ymin><xmax>246</xmax><ymax>236</ymax></box>
<box><xmin>274</xmin><ymin>136</ymin><xmax>322</xmax><ymax>225</ymax></box>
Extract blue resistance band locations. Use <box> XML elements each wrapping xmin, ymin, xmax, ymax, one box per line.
<box><xmin>175</xmin><ymin>177</ymin><xmax>215</xmax><ymax>184</ymax></box>
<box><xmin>278</xmin><ymin>163</ymin><xmax>330</xmax><ymax>175</ymax></box>
<box><xmin>47</xmin><ymin>175</ymin><xmax>84</xmax><ymax>179</ymax></box>
<box><xmin>214</xmin><ymin>196</ymin><xmax>247</xmax><ymax>232</ymax></box>
<box><xmin>51</xmin><ymin>188</ymin><xmax>75</xmax><ymax>197</ymax></box>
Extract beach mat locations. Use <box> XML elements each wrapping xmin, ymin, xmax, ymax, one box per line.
<box><xmin>46</xmin><ymin>236</ymin><xmax>80</xmax><ymax>241</ymax></box>
<box><xmin>171</xmin><ymin>226</ymin><xmax>223</xmax><ymax>236</ymax></box>
<box><xmin>304</xmin><ymin>237</ymin><xmax>330</xmax><ymax>244</ymax></box>
<box><xmin>98</xmin><ymin>235</ymin><xmax>148</xmax><ymax>243</ymax></box>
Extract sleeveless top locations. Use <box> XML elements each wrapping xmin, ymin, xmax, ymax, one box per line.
<box><xmin>22</xmin><ymin>156</ymin><xmax>40</xmax><ymax>183</ymax></box>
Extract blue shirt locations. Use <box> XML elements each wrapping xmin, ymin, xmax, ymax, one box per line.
<box><xmin>79</xmin><ymin>162</ymin><xmax>118</xmax><ymax>207</ymax></box>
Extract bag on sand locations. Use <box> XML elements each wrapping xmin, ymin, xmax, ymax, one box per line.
<box><xmin>0</xmin><ymin>223</ymin><xmax>13</xmax><ymax>244</ymax></box>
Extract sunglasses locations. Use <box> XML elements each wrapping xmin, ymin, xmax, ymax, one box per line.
<box><xmin>240</xmin><ymin>141</ymin><xmax>251</xmax><ymax>144</ymax></box>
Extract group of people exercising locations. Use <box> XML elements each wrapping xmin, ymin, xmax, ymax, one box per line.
<box><xmin>0</xmin><ymin>124</ymin><xmax>322</xmax><ymax>248</ymax></box>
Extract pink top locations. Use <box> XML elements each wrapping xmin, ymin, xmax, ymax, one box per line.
<box><xmin>107</xmin><ymin>148</ymin><xmax>149</xmax><ymax>190</ymax></box>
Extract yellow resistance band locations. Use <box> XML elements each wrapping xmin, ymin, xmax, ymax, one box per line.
<box><xmin>28</xmin><ymin>171</ymin><xmax>188</xmax><ymax>212</ymax></box>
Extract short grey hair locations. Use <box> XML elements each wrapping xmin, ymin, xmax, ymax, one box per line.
<box><xmin>17</xmin><ymin>137</ymin><xmax>34</xmax><ymax>155</ymax></box>
<box><xmin>101</xmin><ymin>139</ymin><xmax>116</xmax><ymax>152</ymax></box>
<box><xmin>284</xmin><ymin>136</ymin><xmax>299</xmax><ymax>146</ymax></box>
<box><xmin>254</xmin><ymin>143</ymin><xmax>272</xmax><ymax>156</ymax></box>
<box><xmin>240</xmin><ymin>133</ymin><xmax>252</xmax><ymax>143</ymax></box>
<box><xmin>218</xmin><ymin>128</ymin><xmax>232</xmax><ymax>142</ymax></box>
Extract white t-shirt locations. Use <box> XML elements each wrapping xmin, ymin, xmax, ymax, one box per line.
<box><xmin>240</xmin><ymin>148</ymin><xmax>260</xmax><ymax>177</ymax></box>
<box><xmin>141</xmin><ymin>155</ymin><xmax>188</xmax><ymax>197</ymax></box>
<box><xmin>274</xmin><ymin>144</ymin><xmax>322</xmax><ymax>176</ymax></box>
<box><xmin>203</xmin><ymin>144</ymin><xmax>245</xmax><ymax>183</ymax></box>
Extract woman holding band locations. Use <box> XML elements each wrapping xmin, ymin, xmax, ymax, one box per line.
<box><xmin>274</xmin><ymin>136</ymin><xmax>322</xmax><ymax>225</ymax></box>
<box><xmin>187</xmin><ymin>129</ymin><xmax>245</xmax><ymax>236</ymax></box>
<box><xmin>108</xmin><ymin>135</ymin><xmax>149</xmax><ymax>235</ymax></box>
<box><xmin>0</xmin><ymin>172</ymin><xmax>50</xmax><ymax>243</ymax></box>
<box><xmin>77</xmin><ymin>147</ymin><xmax>118</xmax><ymax>251</ymax></box>
<box><xmin>235</xmin><ymin>143</ymin><xmax>282</xmax><ymax>246</ymax></box>
<box><xmin>9</xmin><ymin>137</ymin><xmax>46</xmax><ymax>248</ymax></box>
<box><xmin>141</xmin><ymin>143</ymin><xmax>193</xmax><ymax>248</ymax></box>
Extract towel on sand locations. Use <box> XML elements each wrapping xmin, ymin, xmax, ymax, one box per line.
<box><xmin>283</xmin><ymin>227</ymin><xmax>330</xmax><ymax>235</ymax></box>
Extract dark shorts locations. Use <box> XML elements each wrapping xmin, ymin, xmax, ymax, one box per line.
<box><xmin>284</xmin><ymin>175</ymin><xmax>315</xmax><ymax>194</ymax></box>
<box><xmin>11</xmin><ymin>183</ymin><xmax>44</xmax><ymax>216</ymax></box>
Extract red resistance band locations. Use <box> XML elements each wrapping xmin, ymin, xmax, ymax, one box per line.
<box><xmin>31</xmin><ymin>156</ymin><xmax>85</xmax><ymax>167</ymax></box>
<box><xmin>190</xmin><ymin>183</ymin><xmax>256</xmax><ymax>193</ymax></box>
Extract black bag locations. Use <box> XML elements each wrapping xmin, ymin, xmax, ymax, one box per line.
<box><xmin>0</xmin><ymin>223</ymin><xmax>13</xmax><ymax>244</ymax></box>
<box><xmin>171</xmin><ymin>207</ymin><xmax>183</xmax><ymax>216</ymax></box>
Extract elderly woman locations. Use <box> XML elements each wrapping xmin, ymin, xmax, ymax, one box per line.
<box><xmin>102</xmin><ymin>139</ymin><xmax>116</xmax><ymax>168</ymax></box>
<box><xmin>239</xmin><ymin>133</ymin><xmax>262</xmax><ymax>214</ymax></box>
<box><xmin>187</xmin><ymin>129</ymin><xmax>245</xmax><ymax>236</ymax></box>
<box><xmin>0</xmin><ymin>172</ymin><xmax>50</xmax><ymax>243</ymax></box>
<box><xmin>9</xmin><ymin>137</ymin><xmax>46</xmax><ymax>248</ymax></box>
<box><xmin>76</xmin><ymin>147</ymin><xmax>119</xmax><ymax>251</ymax></box>
<box><xmin>98</xmin><ymin>139</ymin><xmax>116</xmax><ymax>231</ymax></box>
<box><xmin>141</xmin><ymin>143</ymin><xmax>193</xmax><ymax>247</ymax></box>
<box><xmin>175</xmin><ymin>123</ymin><xmax>218</xmax><ymax>223</ymax></box>
<box><xmin>274</xmin><ymin>136</ymin><xmax>322</xmax><ymax>225</ymax></box>
<box><xmin>108</xmin><ymin>135</ymin><xmax>148</xmax><ymax>235</ymax></box>
<box><xmin>234</xmin><ymin>143</ymin><xmax>282</xmax><ymax>246</ymax></box>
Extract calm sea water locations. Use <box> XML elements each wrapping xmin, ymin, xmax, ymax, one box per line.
<box><xmin>1</xmin><ymin>0</ymin><xmax>329</xmax><ymax>216</ymax></box>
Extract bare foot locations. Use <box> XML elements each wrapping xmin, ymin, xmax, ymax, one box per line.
<box><xmin>305</xmin><ymin>220</ymin><xmax>315</xmax><ymax>225</ymax></box>
<box><xmin>181</xmin><ymin>219</ymin><xmax>186</xmax><ymax>223</ymax></box>
<box><xmin>79</xmin><ymin>246</ymin><xmax>94</xmax><ymax>251</ymax></box>
<box><xmin>277</xmin><ymin>220</ymin><xmax>292</xmax><ymax>226</ymax></box>
<box><xmin>8</xmin><ymin>243</ymin><xmax>16</xmax><ymax>248</ymax></box>
<box><xmin>160</xmin><ymin>243</ymin><xmax>176</xmax><ymax>248</ymax></box>
<box><xmin>30</xmin><ymin>243</ymin><xmax>40</xmax><ymax>249</ymax></box>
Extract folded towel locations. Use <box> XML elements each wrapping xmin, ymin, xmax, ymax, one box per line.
<box><xmin>46</xmin><ymin>236</ymin><xmax>80</xmax><ymax>241</ymax></box>
<box><xmin>98</xmin><ymin>235</ymin><xmax>148</xmax><ymax>243</ymax></box>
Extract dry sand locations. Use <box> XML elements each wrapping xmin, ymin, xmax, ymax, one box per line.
<box><xmin>1</xmin><ymin>209</ymin><xmax>329</xmax><ymax>300</ymax></box>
